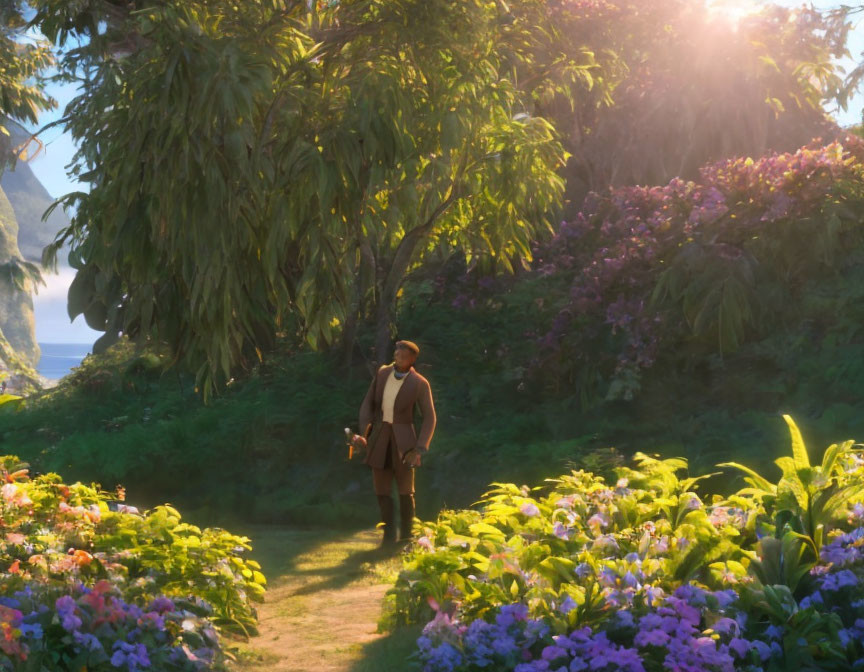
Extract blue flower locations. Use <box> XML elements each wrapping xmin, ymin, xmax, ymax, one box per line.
<box><xmin>111</xmin><ymin>641</ymin><xmax>151</xmax><ymax>671</ymax></box>
<box><xmin>55</xmin><ymin>595</ymin><xmax>82</xmax><ymax>632</ymax></box>
<box><xmin>819</xmin><ymin>569</ymin><xmax>858</xmax><ymax>592</ymax></box>
<box><xmin>799</xmin><ymin>591</ymin><xmax>824</xmax><ymax>609</ymax></box>
<box><xmin>422</xmin><ymin>642</ymin><xmax>462</xmax><ymax>672</ymax></box>
<box><xmin>19</xmin><ymin>622</ymin><xmax>43</xmax><ymax>640</ymax></box>
<box><xmin>74</xmin><ymin>631</ymin><xmax>103</xmax><ymax>652</ymax></box>
<box><xmin>763</xmin><ymin>624</ymin><xmax>784</xmax><ymax>641</ymax></box>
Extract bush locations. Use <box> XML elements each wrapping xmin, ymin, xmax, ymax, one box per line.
<box><xmin>0</xmin><ymin>456</ymin><xmax>266</xmax><ymax>670</ymax></box>
<box><xmin>388</xmin><ymin>417</ymin><xmax>864</xmax><ymax>671</ymax></box>
<box><xmin>0</xmin><ymin>583</ymin><xmax>220</xmax><ymax>672</ymax></box>
<box><xmin>447</xmin><ymin>136</ymin><xmax>864</xmax><ymax>406</ymax></box>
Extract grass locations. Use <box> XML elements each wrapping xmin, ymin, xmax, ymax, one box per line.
<box><xmin>5</xmin><ymin>264</ymin><xmax>864</xmax><ymax>528</ymax></box>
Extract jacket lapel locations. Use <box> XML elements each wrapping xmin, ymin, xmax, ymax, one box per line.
<box><xmin>393</xmin><ymin>367</ymin><xmax>416</xmax><ymax>412</ymax></box>
<box><xmin>374</xmin><ymin>365</ymin><xmax>392</xmax><ymax>409</ymax></box>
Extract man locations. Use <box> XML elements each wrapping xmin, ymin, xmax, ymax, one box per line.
<box><xmin>358</xmin><ymin>340</ymin><xmax>436</xmax><ymax>546</ymax></box>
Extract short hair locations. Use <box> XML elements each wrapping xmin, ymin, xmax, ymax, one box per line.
<box><xmin>395</xmin><ymin>340</ymin><xmax>420</xmax><ymax>356</ymax></box>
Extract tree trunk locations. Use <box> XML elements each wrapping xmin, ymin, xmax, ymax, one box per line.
<box><xmin>342</xmin><ymin>240</ymin><xmax>376</xmax><ymax>366</ymax></box>
<box><xmin>374</xmin><ymin>299</ymin><xmax>395</xmax><ymax>368</ymax></box>
<box><xmin>373</xmin><ymin>233</ymin><xmax>422</xmax><ymax>364</ymax></box>
<box><xmin>371</xmin><ymin>189</ymin><xmax>460</xmax><ymax>364</ymax></box>
<box><xmin>341</xmin><ymin>302</ymin><xmax>360</xmax><ymax>367</ymax></box>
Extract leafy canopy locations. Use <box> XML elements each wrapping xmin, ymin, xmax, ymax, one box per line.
<box><xmin>0</xmin><ymin>1</ymin><xmax>54</xmax><ymax>174</ymax></box>
<box><xmin>33</xmin><ymin>0</ymin><xmax>579</xmax><ymax>393</ymax></box>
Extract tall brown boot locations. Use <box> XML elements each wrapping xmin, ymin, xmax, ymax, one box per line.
<box><xmin>399</xmin><ymin>494</ymin><xmax>415</xmax><ymax>543</ymax></box>
<box><xmin>377</xmin><ymin>495</ymin><xmax>396</xmax><ymax>547</ymax></box>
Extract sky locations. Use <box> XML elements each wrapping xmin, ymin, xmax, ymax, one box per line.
<box><xmin>25</xmin><ymin>76</ymin><xmax>97</xmax><ymax>344</ymax></box>
<box><xmin>19</xmin><ymin>0</ymin><xmax>864</xmax><ymax>345</ymax></box>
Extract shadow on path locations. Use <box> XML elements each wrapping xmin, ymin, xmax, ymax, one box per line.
<box><xmin>236</xmin><ymin>527</ymin><xmax>409</xmax><ymax>672</ymax></box>
<box><xmin>346</xmin><ymin>625</ymin><xmax>423</xmax><ymax>672</ymax></box>
<box><xmin>288</xmin><ymin>545</ymin><xmax>395</xmax><ymax>596</ymax></box>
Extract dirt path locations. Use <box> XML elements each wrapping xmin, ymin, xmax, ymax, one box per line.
<box><xmin>235</xmin><ymin>528</ymin><xmax>416</xmax><ymax>672</ymax></box>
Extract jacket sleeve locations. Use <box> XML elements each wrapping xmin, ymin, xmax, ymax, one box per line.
<box><xmin>415</xmin><ymin>379</ymin><xmax>437</xmax><ymax>452</ymax></box>
<box><xmin>359</xmin><ymin>373</ymin><xmax>377</xmax><ymax>438</ymax></box>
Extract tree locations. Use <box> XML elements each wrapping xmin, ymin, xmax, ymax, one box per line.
<box><xmin>0</xmin><ymin>1</ymin><xmax>54</xmax><ymax>175</ymax></box>
<box><xmin>35</xmin><ymin>0</ymin><xmax>593</xmax><ymax>393</ymax></box>
<box><xmin>539</xmin><ymin>1</ymin><xmax>859</xmax><ymax>210</ymax></box>
<box><xmin>826</xmin><ymin>3</ymin><xmax>864</xmax><ymax>118</ymax></box>
<box><xmin>306</xmin><ymin>0</ymin><xmax>590</xmax><ymax>363</ymax></box>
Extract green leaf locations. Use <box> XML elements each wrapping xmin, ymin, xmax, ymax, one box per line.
<box><xmin>717</xmin><ymin>462</ymin><xmax>775</xmax><ymax>494</ymax></box>
<box><xmin>784</xmin><ymin>414</ymin><xmax>810</xmax><ymax>470</ymax></box>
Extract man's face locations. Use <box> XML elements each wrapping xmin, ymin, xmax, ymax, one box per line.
<box><xmin>394</xmin><ymin>347</ymin><xmax>416</xmax><ymax>370</ymax></box>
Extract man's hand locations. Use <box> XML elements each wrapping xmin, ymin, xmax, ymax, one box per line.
<box><xmin>402</xmin><ymin>448</ymin><xmax>422</xmax><ymax>467</ymax></box>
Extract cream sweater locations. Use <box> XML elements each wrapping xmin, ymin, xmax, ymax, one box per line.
<box><xmin>381</xmin><ymin>370</ymin><xmax>408</xmax><ymax>423</ymax></box>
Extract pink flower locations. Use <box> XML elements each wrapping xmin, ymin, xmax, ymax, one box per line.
<box><xmin>417</xmin><ymin>536</ymin><xmax>434</xmax><ymax>551</ymax></box>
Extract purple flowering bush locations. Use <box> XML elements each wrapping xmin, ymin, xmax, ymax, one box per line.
<box><xmin>417</xmin><ymin>587</ymin><xmax>778</xmax><ymax>672</ymax></box>
<box><xmin>443</xmin><ymin>135</ymin><xmax>864</xmax><ymax>405</ymax></box>
<box><xmin>388</xmin><ymin>416</ymin><xmax>864</xmax><ymax>671</ymax></box>
<box><xmin>0</xmin><ymin>456</ymin><xmax>267</xmax><ymax>670</ymax></box>
<box><xmin>0</xmin><ymin>581</ymin><xmax>220</xmax><ymax>671</ymax></box>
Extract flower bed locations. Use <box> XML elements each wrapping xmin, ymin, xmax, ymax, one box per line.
<box><xmin>388</xmin><ymin>417</ymin><xmax>864</xmax><ymax>671</ymax></box>
<box><xmin>0</xmin><ymin>456</ymin><xmax>265</xmax><ymax>670</ymax></box>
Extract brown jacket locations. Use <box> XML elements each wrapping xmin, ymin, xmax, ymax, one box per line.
<box><xmin>359</xmin><ymin>364</ymin><xmax>436</xmax><ymax>469</ymax></box>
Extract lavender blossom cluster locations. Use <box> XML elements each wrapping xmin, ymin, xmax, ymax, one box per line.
<box><xmin>0</xmin><ymin>580</ymin><xmax>221</xmax><ymax>671</ymax></box>
<box><xmin>417</xmin><ymin>585</ymin><xmax>771</xmax><ymax>672</ymax></box>
<box><xmin>417</xmin><ymin>530</ymin><xmax>864</xmax><ymax>672</ymax></box>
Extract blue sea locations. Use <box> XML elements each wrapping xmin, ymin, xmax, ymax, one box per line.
<box><xmin>37</xmin><ymin>342</ymin><xmax>91</xmax><ymax>380</ymax></box>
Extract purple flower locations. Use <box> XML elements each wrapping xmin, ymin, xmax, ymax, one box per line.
<box><xmin>138</xmin><ymin>612</ymin><xmax>165</xmax><ymax>631</ymax></box>
<box><xmin>574</xmin><ymin>563</ymin><xmax>592</xmax><ymax>578</ymax></box>
<box><xmin>751</xmin><ymin>639</ymin><xmax>773</xmax><ymax>661</ymax></box>
<box><xmin>763</xmin><ymin>625</ymin><xmax>784</xmax><ymax>641</ymax></box>
<box><xmin>615</xmin><ymin>610</ymin><xmax>635</xmax><ymax>628</ymax></box>
<box><xmin>558</xmin><ymin>595</ymin><xmax>577</xmax><ymax>615</ymax></box>
<box><xmin>587</xmin><ymin>512</ymin><xmax>610</xmax><ymax>529</ymax></box>
<box><xmin>673</xmin><ymin>584</ymin><xmax>706</xmax><ymax>606</ymax></box>
<box><xmin>55</xmin><ymin>595</ymin><xmax>82</xmax><ymax>632</ymax></box>
<box><xmin>147</xmin><ymin>596</ymin><xmax>175</xmax><ymax>614</ymax></box>
<box><xmin>496</xmin><ymin>603</ymin><xmax>529</xmax><ymax>627</ymax></box>
<box><xmin>634</xmin><ymin>628</ymin><xmax>669</xmax><ymax>647</ymax></box>
<box><xmin>729</xmin><ymin>637</ymin><xmax>751</xmax><ymax>658</ymax></box>
<box><xmin>515</xmin><ymin>662</ymin><xmax>550</xmax><ymax>672</ymax></box>
<box><xmin>711</xmin><ymin>617</ymin><xmax>738</xmax><ymax>635</ymax></box>
<box><xmin>819</xmin><ymin>569</ymin><xmax>858</xmax><ymax>592</ymax></box>
<box><xmin>111</xmin><ymin>642</ymin><xmax>151</xmax><ymax>672</ymax></box>
<box><xmin>712</xmin><ymin>589</ymin><xmax>737</xmax><ymax>608</ymax></box>
<box><xmin>542</xmin><ymin>645</ymin><xmax>568</xmax><ymax>661</ymax></box>
<box><xmin>73</xmin><ymin>631</ymin><xmax>103</xmax><ymax>652</ymax></box>
<box><xmin>799</xmin><ymin>591</ymin><xmax>824</xmax><ymax>609</ymax></box>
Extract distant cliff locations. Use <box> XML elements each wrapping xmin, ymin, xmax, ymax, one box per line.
<box><xmin>0</xmin><ymin>184</ymin><xmax>41</xmax><ymax>391</ymax></box>
<box><xmin>2</xmin><ymin>120</ymin><xmax>70</xmax><ymax>264</ymax></box>
<box><xmin>0</xmin><ymin>120</ymin><xmax>70</xmax><ymax>390</ymax></box>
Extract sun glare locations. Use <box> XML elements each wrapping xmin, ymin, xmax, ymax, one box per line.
<box><xmin>708</xmin><ymin>0</ymin><xmax>763</xmax><ymax>26</ymax></box>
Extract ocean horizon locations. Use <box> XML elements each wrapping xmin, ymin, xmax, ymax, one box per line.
<box><xmin>37</xmin><ymin>342</ymin><xmax>92</xmax><ymax>380</ymax></box>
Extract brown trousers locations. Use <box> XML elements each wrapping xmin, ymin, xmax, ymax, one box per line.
<box><xmin>372</xmin><ymin>423</ymin><xmax>415</xmax><ymax>496</ymax></box>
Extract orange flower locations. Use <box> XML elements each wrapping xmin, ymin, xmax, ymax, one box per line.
<box><xmin>70</xmin><ymin>549</ymin><xmax>93</xmax><ymax>566</ymax></box>
<box><xmin>2</xmin><ymin>469</ymin><xmax>28</xmax><ymax>483</ymax></box>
